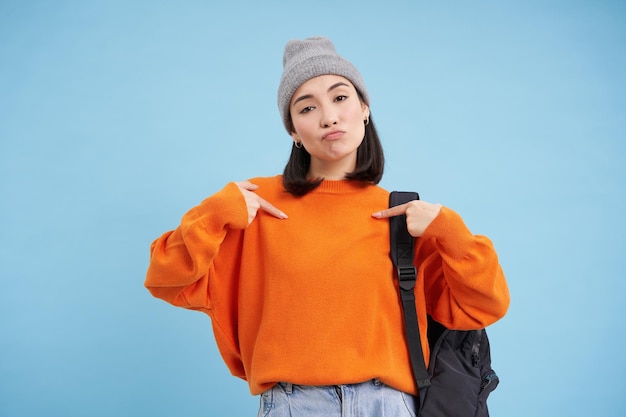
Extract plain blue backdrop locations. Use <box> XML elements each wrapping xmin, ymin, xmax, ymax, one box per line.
<box><xmin>1</xmin><ymin>1</ymin><xmax>624</xmax><ymax>416</ymax></box>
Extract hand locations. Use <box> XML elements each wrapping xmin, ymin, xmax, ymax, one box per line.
<box><xmin>372</xmin><ymin>200</ymin><xmax>442</xmax><ymax>237</ymax></box>
<box><xmin>235</xmin><ymin>181</ymin><xmax>288</xmax><ymax>226</ymax></box>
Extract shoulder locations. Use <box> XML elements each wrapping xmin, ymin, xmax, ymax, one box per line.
<box><xmin>369</xmin><ymin>183</ymin><xmax>390</xmax><ymax>197</ymax></box>
<box><xmin>245</xmin><ymin>175</ymin><xmax>286</xmax><ymax>200</ymax></box>
<box><xmin>247</xmin><ymin>174</ymin><xmax>283</xmax><ymax>188</ymax></box>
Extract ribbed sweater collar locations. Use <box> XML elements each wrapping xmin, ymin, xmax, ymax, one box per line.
<box><xmin>310</xmin><ymin>179</ymin><xmax>374</xmax><ymax>194</ymax></box>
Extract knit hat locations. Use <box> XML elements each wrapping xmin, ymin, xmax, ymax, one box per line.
<box><xmin>277</xmin><ymin>36</ymin><xmax>369</xmax><ymax>132</ymax></box>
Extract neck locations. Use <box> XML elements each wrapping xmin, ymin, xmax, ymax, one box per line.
<box><xmin>308</xmin><ymin>156</ymin><xmax>357</xmax><ymax>180</ymax></box>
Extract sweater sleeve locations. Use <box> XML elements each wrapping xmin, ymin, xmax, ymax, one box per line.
<box><xmin>144</xmin><ymin>182</ymin><xmax>249</xmax><ymax>311</ymax></box>
<box><xmin>417</xmin><ymin>207</ymin><xmax>510</xmax><ymax>330</ymax></box>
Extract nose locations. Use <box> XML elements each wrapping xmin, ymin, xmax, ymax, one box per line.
<box><xmin>320</xmin><ymin>106</ymin><xmax>338</xmax><ymax>128</ymax></box>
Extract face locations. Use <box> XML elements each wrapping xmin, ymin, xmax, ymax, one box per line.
<box><xmin>290</xmin><ymin>74</ymin><xmax>370</xmax><ymax>179</ymax></box>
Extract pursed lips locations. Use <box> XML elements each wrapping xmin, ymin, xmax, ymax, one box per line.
<box><xmin>322</xmin><ymin>130</ymin><xmax>345</xmax><ymax>140</ymax></box>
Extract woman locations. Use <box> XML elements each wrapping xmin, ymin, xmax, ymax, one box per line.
<box><xmin>145</xmin><ymin>36</ymin><xmax>509</xmax><ymax>417</ymax></box>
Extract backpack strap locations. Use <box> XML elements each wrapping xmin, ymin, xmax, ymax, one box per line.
<box><xmin>471</xmin><ymin>328</ymin><xmax>483</xmax><ymax>368</ymax></box>
<box><xmin>389</xmin><ymin>191</ymin><xmax>431</xmax><ymax>401</ymax></box>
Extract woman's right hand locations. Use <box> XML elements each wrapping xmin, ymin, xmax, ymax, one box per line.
<box><xmin>235</xmin><ymin>181</ymin><xmax>288</xmax><ymax>226</ymax></box>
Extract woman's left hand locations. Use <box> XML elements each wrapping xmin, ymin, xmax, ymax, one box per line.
<box><xmin>372</xmin><ymin>200</ymin><xmax>442</xmax><ymax>237</ymax></box>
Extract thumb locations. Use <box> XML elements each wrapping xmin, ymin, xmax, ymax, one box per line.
<box><xmin>236</xmin><ymin>180</ymin><xmax>259</xmax><ymax>191</ymax></box>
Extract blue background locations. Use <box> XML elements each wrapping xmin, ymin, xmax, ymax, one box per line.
<box><xmin>1</xmin><ymin>1</ymin><xmax>624</xmax><ymax>415</ymax></box>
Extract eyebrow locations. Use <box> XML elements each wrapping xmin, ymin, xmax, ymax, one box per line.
<box><xmin>291</xmin><ymin>81</ymin><xmax>351</xmax><ymax>107</ymax></box>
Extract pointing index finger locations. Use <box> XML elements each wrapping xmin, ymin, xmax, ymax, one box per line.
<box><xmin>258</xmin><ymin>197</ymin><xmax>288</xmax><ymax>219</ymax></box>
<box><xmin>371</xmin><ymin>202</ymin><xmax>409</xmax><ymax>219</ymax></box>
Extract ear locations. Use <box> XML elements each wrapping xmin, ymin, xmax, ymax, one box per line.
<box><xmin>362</xmin><ymin>103</ymin><xmax>370</xmax><ymax>121</ymax></box>
<box><xmin>290</xmin><ymin>131</ymin><xmax>300</xmax><ymax>145</ymax></box>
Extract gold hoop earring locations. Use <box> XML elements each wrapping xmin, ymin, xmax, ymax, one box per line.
<box><xmin>294</xmin><ymin>140</ymin><xmax>303</xmax><ymax>149</ymax></box>
<box><xmin>364</xmin><ymin>116</ymin><xmax>370</xmax><ymax>126</ymax></box>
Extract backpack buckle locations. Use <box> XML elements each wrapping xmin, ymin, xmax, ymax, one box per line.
<box><xmin>398</xmin><ymin>265</ymin><xmax>416</xmax><ymax>280</ymax></box>
<box><xmin>397</xmin><ymin>266</ymin><xmax>417</xmax><ymax>291</ymax></box>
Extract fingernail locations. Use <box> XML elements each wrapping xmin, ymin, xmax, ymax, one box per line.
<box><xmin>372</xmin><ymin>212</ymin><xmax>382</xmax><ymax>218</ymax></box>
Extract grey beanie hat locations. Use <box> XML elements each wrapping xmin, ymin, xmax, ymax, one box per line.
<box><xmin>277</xmin><ymin>36</ymin><xmax>369</xmax><ymax>132</ymax></box>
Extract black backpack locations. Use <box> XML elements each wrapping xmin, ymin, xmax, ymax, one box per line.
<box><xmin>389</xmin><ymin>191</ymin><xmax>499</xmax><ymax>417</ymax></box>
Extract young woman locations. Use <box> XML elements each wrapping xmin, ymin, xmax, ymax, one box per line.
<box><xmin>145</xmin><ymin>36</ymin><xmax>510</xmax><ymax>417</ymax></box>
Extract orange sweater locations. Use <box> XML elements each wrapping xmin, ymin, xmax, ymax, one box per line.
<box><xmin>145</xmin><ymin>176</ymin><xmax>509</xmax><ymax>396</ymax></box>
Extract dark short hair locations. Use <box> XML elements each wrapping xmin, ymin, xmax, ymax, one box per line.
<box><xmin>282</xmin><ymin>115</ymin><xmax>385</xmax><ymax>196</ymax></box>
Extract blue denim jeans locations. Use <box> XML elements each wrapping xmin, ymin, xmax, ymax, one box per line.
<box><xmin>257</xmin><ymin>379</ymin><xmax>417</xmax><ymax>417</ymax></box>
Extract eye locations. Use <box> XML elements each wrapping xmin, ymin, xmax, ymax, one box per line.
<box><xmin>299</xmin><ymin>105</ymin><xmax>315</xmax><ymax>114</ymax></box>
<box><xmin>335</xmin><ymin>95</ymin><xmax>348</xmax><ymax>102</ymax></box>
